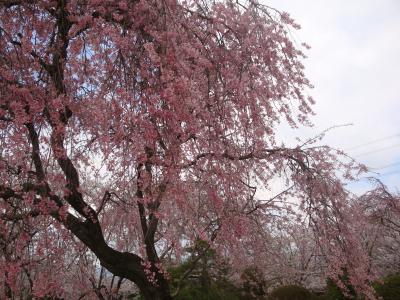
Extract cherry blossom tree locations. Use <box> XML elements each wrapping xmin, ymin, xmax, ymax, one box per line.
<box><xmin>0</xmin><ymin>0</ymin><xmax>375</xmax><ymax>299</ymax></box>
<box><xmin>353</xmin><ymin>181</ymin><xmax>400</xmax><ymax>277</ymax></box>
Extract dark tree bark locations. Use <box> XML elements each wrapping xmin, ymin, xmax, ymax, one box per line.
<box><xmin>0</xmin><ymin>1</ymin><xmax>173</xmax><ymax>298</ymax></box>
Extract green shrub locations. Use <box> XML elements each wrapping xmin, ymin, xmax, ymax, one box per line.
<box><xmin>267</xmin><ymin>285</ymin><xmax>314</xmax><ymax>300</ymax></box>
<box><xmin>322</xmin><ymin>278</ymin><xmax>357</xmax><ymax>300</ymax></box>
<box><xmin>373</xmin><ymin>274</ymin><xmax>400</xmax><ymax>300</ymax></box>
<box><xmin>174</xmin><ymin>281</ymin><xmax>243</xmax><ymax>300</ymax></box>
<box><xmin>240</xmin><ymin>267</ymin><xmax>268</xmax><ymax>299</ymax></box>
<box><xmin>168</xmin><ymin>239</ymin><xmax>247</xmax><ymax>300</ymax></box>
<box><xmin>321</xmin><ymin>274</ymin><xmax>400</xmax><ymax>300</ymax></box>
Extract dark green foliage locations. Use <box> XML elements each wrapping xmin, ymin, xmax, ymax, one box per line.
<box><xmin>322</xmin><ymin>278</ymin><xmax>356</xmax><ymax>300</ymax></box>
<box><xmin>319</xmin><ymin>274</ymin><xmax>400</xmax><ymax>300</ymax></box>
<box><xmin>267</xmin><ymin>285</ymin><xmax>314</xmax><ymax>300</ymax></box>
<box><xmin>241</xmin><ymin>268</ymin><xmax>268</xmax><ymax>299</ymax></box>
<box><xmin>169</xmin><ymin>239</ymin><xmax>243</xmax><ymax>300</ymax></box>
<box><xmin>373</xmin><ymin>274</ymin><xmax>400</xmax><ymax>300</ymax></box>
<box><xmin>169</xmin><ymin>258</ymin><xmax>247</xmax><ymax>300</ymax></box>
<box><xmin>173</xmin><ymin>279</ymin><xmax>243</xmax><ymax>300</ymax></box>
<box><xmin>320</xmin><ymin>267</ymin><xmax>361</xmax><ymax>300</ymax></box>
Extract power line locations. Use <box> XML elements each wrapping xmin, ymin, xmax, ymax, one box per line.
<box><xmin>346</xmin><ymin>170</ymin><xmax>400</xmax><ymax>186</ymax></box>
<box><xmin>354</xmin><ymin>143</ymin><xmax>400</xmax><ymax>157</ymax></box>
<box><xmin>345</xmin><ymin>133</ymin><xmax>400</xmax><ymax>151</ymax></box>
<box><xmin>370</xmin><ymin>161</ymin><xmax>400</xmax><ymax>171</ymax></box>
<box><xmin>376</xmin><ymin>170</ymin><xmax>400</xmax><ymax>178</ymax></box>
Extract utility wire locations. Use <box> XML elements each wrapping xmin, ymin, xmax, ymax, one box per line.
<box><xmin>376</xmin><ymin>170</ymin><xmax>400</xmax><ymax>178</ymax></box>
<box><xmin>346</xmin><ymin>170</ymin><xmax>400</xmax><ymax>186</ymax></box>
<box><xmin>354</xmin><ymin>143</ymin><xmax>400</xmax><ymax>157</ymax></box>
<box><xmin>370</xmin><ymin>161</ymin><xmax>400</xmax><ymax>171</ymax></box>
<box><xmin>345</xmin><ymin>133</ymin><xmax>400</xmax><ymax>151</ymax></box>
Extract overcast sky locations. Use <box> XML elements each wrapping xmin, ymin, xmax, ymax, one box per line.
<box><xmin>267</xmin><ymin>0</ymin><xmax>400</xmax><ymax>193</ymax></box>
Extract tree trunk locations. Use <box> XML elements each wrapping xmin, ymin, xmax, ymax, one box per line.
<box><xmin>65</xmin><ymin>215</ymin><xmax>172</xmax><ymax>300</ymax></box>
